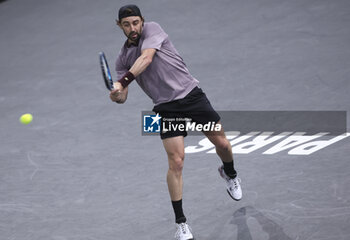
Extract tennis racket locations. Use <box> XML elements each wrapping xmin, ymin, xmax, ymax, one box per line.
<box><xmin>99</xmin><ymin>52</ymin><xmax>114</xmax><ymax>91</ymax></box>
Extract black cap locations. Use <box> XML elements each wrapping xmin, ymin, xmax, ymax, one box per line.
<box><xmin>118</xmin><ymin>4</ymin><xmax>142</xmax><ymax>21</ymax></box>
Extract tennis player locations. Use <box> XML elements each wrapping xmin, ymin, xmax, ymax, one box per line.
<box><xmin>110</xmin><ymin>5</ymin><xmax>242</xmax><ymax>240</ymax></box>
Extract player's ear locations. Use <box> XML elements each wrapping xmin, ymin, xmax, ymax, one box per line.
<box><xmin>141</xmin><ymin>16</ymin><xmax>145</xmax><ymax>26</ymax></box>
<box><xmin>116</xmin><ymin>19</ymin><xmax>122</xmax><ymax>28</ymax></box>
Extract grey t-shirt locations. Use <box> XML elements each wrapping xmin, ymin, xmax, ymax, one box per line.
<box><xmin>115</xmin><ymin>22</ymin><xmax>199</xmax><ymax>105</ymax></box>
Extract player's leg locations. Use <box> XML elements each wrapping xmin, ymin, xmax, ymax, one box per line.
<box><xmin>204</xmin><ymin>122</ymin><xmax>236</xmax><ymax>173</ymax></box>
<box><xmin>162</xmin><ymin>136</ymin><xmax>194</xmax><ymax>240</ymax></box>
<box><xmin>153</xmin><ymin>97</ymin><xmax>193</xmax><ymax>239</ymax></box>
<box><xmin>162</xmin><ymin>136</ymin><xmax>186</xmax><ymax>222</ymax></box>
<box><xmin>204</xmin><ymin>123</ymin><xmax>242</xmax><ymax>201</ymax></box>
<box><xmin>176</xmin><ymin>86</ymin><xmax>242</xmax><ymax>201</ymax></box>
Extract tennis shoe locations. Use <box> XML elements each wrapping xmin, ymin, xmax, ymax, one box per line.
<box><xmin>218</xmin><ymin>165</ymin><xmax>242</xmax><ymax>201</ymax></box>
<box><xmin>175</xmin><ymin>222</ymin><xmax>194</xmax><ymax>240</ymax></box>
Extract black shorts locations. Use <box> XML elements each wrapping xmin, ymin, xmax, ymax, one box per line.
<box><xmin>152</xmin><ymin>87</ymin><xmax>221</xmax><ymax>139</ymax></box>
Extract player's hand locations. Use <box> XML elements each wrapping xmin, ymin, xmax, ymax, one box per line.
<box><xmin>110</xmin><ymin>82</ymin><xmax>125</xmax><ymax>103</ymax></box>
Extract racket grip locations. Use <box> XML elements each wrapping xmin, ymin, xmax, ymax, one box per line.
<box><xmin>118</xmin><ymin>71</ymin><xmax>135</xmax><ymax>88</ymax></box>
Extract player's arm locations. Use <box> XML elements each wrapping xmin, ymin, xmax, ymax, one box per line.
<box><xmin>116</xmin><ymin>48</ymin><xmax>156</xmax><ymax>89</ymax></box>
<box><xmin>110</xmin><ymin>48</ymin><xmax>156</xmax><ymax>103</ymax></box>
<box><xmin>129</xmin><ymin>48</ymin><xmax>156</xmax><ymax>76</ymax></box>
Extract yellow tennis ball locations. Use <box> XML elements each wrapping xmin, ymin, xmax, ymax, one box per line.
<box><xmin>20</xmin><ymin>113</ymin><xmax>33</xmax><ymax>125</ymax></box>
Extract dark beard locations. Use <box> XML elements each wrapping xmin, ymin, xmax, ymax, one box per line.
<box><xmin>128</xmin><ymin>31</ymin><xmax>141</xmax><ymax>43</ymax></box>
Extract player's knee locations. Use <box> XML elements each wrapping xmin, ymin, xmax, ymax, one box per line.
<box><xmin>215</xmin><ymin>138</ymin><xmax>232</xmax><ymax>153</ymax></box>
<box><xmin>168</xmin><ymin>154</ymin><xmax>184</xmax><ymax>173</ymax></box>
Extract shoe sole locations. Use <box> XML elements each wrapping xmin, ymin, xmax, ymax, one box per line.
<box><xmin>226</xmin><ymin>189</ymin><xmax>242</xmax><ymax>201</ymax></box>
<box><xmin>176</xmin><ymin>236</ymin><xmax>194</xmax><ymax>240</ymax></box>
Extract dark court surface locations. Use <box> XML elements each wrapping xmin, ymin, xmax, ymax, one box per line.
<box><xmin>1</xmin><ymin>0</ymin><xmax>350</xmax><ymax>239</ymax></box>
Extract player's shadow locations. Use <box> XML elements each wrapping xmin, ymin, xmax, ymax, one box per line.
<box><xmin>231</xmin><ymin>206</ymin><xmax>292</xmax><ymax>240</ymax></box>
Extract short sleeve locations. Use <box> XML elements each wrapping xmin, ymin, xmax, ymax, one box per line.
<box><xmin>141</xmin><ymin>22</ymin><xmax>168</xmax><ymax>51</ymax></box>
<box><xmin>115</xmin><ymin>52</ymin><xmax>128</xmax><ymax>80</ymax></box>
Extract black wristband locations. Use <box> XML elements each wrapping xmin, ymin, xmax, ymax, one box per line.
<box><xmin>117</xmin><ymin>71</ymin><xmax>135</xmax><ymax>88</ymax></box>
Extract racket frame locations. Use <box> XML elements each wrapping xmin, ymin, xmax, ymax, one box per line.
<box><xmin>99</xmin><ymin>52</ymin><xmax>114</xmax><ymax>91</ymax></box>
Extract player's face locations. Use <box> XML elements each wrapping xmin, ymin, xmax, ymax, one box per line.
<box><xmin>118</xmin><ymin>16</ymin><xmax>144</xmax><ymax>43</ymax></box>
